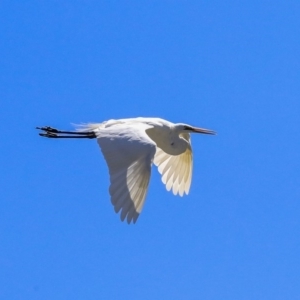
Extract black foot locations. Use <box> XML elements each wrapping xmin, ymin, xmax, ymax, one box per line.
<box><xmin>36</xmin><ymin>126</ymin><xmax>59</xmax><ymax>133</ymax></box>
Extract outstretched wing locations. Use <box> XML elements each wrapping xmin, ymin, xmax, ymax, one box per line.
<box><xmin>96</xmin><ymin>124</ymin><xmax>156</xmax><ymax>224</ymax></box>
<box><xmin>153</xmin><ymin>134</ymin><xmax>193</xmax><ymax>196</ymax></box>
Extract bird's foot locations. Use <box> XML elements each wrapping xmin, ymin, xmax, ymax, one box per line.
<box><xmin>36</xmin><ymin>126</ymin><xmax>59</xmax><ymax>133</ymax></box>
<box><xmin>39</xmin><ymin>132</ymin><xmax>58</xmax><ymax>138</ymax></box>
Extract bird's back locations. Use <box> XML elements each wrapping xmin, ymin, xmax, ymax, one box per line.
<box><xmin>77</xmin><ymin>117</ymin><xmax>173</xmax><ymax>135</ymax></box>
<box><xmin>103</xmin><ymin>117</ymin><xmax>172</xmax><ymax>128</ymax></box>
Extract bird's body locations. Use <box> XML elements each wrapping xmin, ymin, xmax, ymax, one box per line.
<box><xmin>37</xmin><ymin>117</ymin><xmax>215</xmax><ymax>224</ymax></box>
<box><xmin>79</xmin><ymin>117</ymin><xmax>191</xmax><ymax>155</ymax></box>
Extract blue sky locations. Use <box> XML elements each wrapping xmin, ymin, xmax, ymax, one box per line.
<box><xmin>1</xmin><ymin>1</ymin><xmax>300</xmax><ymax>299</ymax></box>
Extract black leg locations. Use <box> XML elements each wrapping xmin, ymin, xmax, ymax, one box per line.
<box><xmin>36</xmin><ymin>126</ymin><xmax>95</xmax><ymax>135</ymax></box>
<box><xmin>37</xmin><ymin>126</ymin><xmax>97</xmax><ymax>139</ymax></box>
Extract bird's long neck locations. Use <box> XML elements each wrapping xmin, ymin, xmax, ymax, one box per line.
<box><xmin>168</xmin><ymin>130</ymin><xmax>189</xmax><ymax>155</ymax></box>
<box><xmin>146</xmin><ymin>126</ymin><xmax>188</xmax><ymax>156</ymax></box>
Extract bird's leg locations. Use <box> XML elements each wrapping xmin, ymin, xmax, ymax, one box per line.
<box><xmin>36</xmin><ymin>126</ymin><xmax>97</xmax><ymax>139</ymax></box>
<box><xmin>36</xmin><ymin>126</ymin><xmax>95</xmax><ymax>135</ymax></box>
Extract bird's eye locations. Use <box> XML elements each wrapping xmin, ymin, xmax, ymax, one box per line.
<box><xmin>184</xmin><ymin>126</ymin><xmax>192</xmax><ymax>130</ymax></box>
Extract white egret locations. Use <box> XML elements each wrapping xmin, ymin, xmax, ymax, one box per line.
<box><xmin>37</xmin><ymin>117</ymin><xmax>215</xmax><ymax>224</ymax></box>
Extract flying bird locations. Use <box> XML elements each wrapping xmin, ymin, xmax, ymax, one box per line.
<box><xmin>37</xmin><ymin>117</ymin><xmax>215</xmax><ymax>224</ymax></box>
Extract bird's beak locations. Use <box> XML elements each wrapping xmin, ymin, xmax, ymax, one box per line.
<box><xmin>192</xmin><ymin>127</ymin><xmax>216</xmax><ymax>135</ymax></box>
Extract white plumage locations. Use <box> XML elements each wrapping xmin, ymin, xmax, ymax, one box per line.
<box><xmin>37</xmin><ymin>117</ymin><xmax>215</xmax><ymax>224</ymax></box>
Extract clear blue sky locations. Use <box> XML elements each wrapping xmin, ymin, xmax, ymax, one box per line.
<box><xmin>1</xmin><ymin>1</ymin><xmax>300</xmax><ymax>299</ymax></box>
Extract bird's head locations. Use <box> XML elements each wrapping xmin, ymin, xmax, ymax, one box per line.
<box><xmin>175</xmin><ymin>123</ymin><xmax>216</xmax><ymax>135</ymax></box>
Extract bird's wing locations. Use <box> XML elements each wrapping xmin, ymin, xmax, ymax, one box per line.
<box><xmin>153</xmin><ymin>133</ymin><xmax>192</xmax><ymax>196</ymax></box>
<box><xmin>96</xmin><ymin>124</ymin><xmax>156</xmax><ymax>224</ymax></box>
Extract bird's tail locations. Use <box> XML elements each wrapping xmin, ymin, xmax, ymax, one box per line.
<box><xmin>74</xmin><ymin>123</ymin><xmax>104</xmax><ymax>132</ymax></box>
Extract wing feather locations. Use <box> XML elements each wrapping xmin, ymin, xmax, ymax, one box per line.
<box><xmin>126</xmin><ymin>174</ymin><xmax>148</xmax><ymax>223</ymax></box>
<box><xmin>153</xmin><ymin>142</ymin><xmax>193</xmax><ymax>196</ymax></box>
<box><xmin>184</xmin><ymin>153</ymin><xmax>192</xmax><ymax>194</ymax></box>
<box><xmin>96</xmin><ymin>124</ymin><xmax>156</xmax><ymax>223</ymax></box>
<box><xmin>178</xmin><ymin>155</ymin><xmax>188</xmax><ymax>196</ymax></box>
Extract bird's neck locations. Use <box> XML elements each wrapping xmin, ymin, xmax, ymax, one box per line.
<box><xmin>146</xmin><ymin>127</ymin><xmax>188</xmax><ymax>156</ymax></box>
<box><xmin>167</xmin><ymin>130</ymin><xmax>189</xmax><ymax>155</ymax></box>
